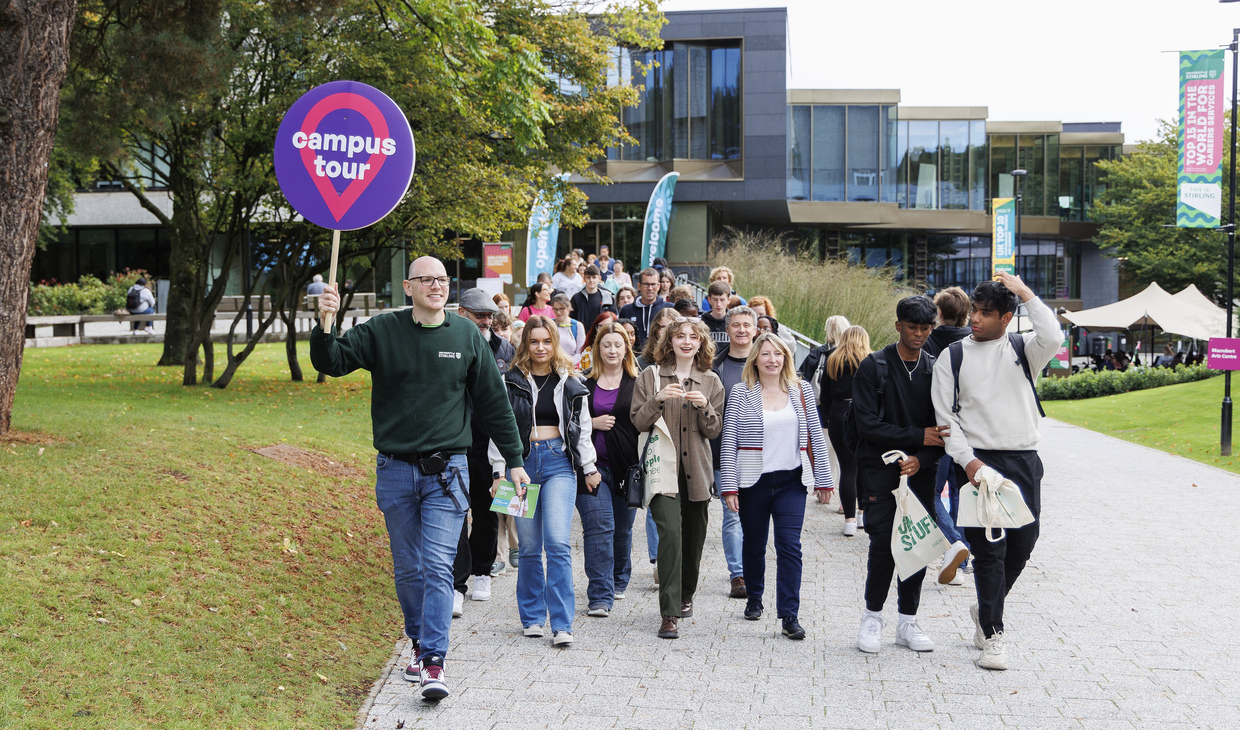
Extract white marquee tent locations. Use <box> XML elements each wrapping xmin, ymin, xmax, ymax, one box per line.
<box><xmin>1061</xmin><ymin>282</ymin><xmax>1229</xmax><ymax>341</ymax></box>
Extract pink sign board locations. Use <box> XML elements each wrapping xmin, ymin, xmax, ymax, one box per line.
<box><xmin>1207</xmin><ymin>337</ymin><xmax>1240</xmax><ymax>370</ymax></box>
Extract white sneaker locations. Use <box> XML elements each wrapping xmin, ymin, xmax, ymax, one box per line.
<box><xmin>552</xmin><ymin>630</ymin><xmax>574</xmax><ymax>647</ymax></box>
<box><xmin>857</xmin><ymin>611</ymin><xmax>884</xmax><ymax>653</ymax></box>
<box><xmin>949</xmin><ymin>570</ymin><xmax>965</xmax><ymax>586</ymax></box>
<box><xmin>523</xmin><ymin>625</ymin><xmax>544</xmax><ymax>638</ymax></box>
<box><xmin>969</xmin><ymin>603</ymin><xmax>985</xmax><ymax>649</ymax></box>
<box><xmin>452</xmin><ymin>591</ymin><xmax>464</xmax><ymax>618</ymax></box>
<box><xmin>471</xmin><ymin>575</ymin><xmax>491</xmax><ymax>601</ymax></box>
<box><xmin>144</xmin><ymin>326</ymin><xmax>156</xmax><ymax>335</ymax></box>
<box><xmin>895</xmin><ymin>617</ymin><xmax>935</xmax><ymax>652</ymax></box>
<box><xmin>842</xmin><ymin>521</ymin><xmax>857</xmax><ymax>537</ymax></box>
<box><xmin>614</xmin><ymin>591</ymin><xmax>626</xmax><ymax>600</ymax></box>
<box><xmin>937</xmin><ymin>541</ymin><xmax>969</xmax><ymax>585</ymax></box>
<box><xmin>978</xmin><ymin>632</ymin><xmax>1009</xmax><ymax>670</ymax></box>
<box><xmin>857</xmin><ymin>512</ymin><xmax>864</xmax><ymax>528</ymax></box>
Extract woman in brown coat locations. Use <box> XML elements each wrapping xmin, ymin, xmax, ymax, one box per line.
<box><xmin>631</xmin><ymin>317</ymin><xmax>725</xmax><ymax>639</ymax></box>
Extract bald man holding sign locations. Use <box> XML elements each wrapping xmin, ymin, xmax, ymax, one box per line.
<box><xmin>310</xmin><ymin>256</ymin><xmax>528</xmax><ymax>701</ymax></box>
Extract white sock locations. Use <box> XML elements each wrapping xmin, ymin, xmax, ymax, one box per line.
<box><xmin>898</xmin><ymin>612</ymin><xmax>917</xmax><ymax>626</ymax></box>
<box><xmin>863</xmin><ymin>608</ymin><xmax>882</xmax><ymax>620</ymax></box>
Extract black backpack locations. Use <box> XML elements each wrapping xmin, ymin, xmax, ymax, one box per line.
<box><xmin>841</xmin><ymin>350</ymin><xmax>887</xmax><ymax>454</ymax></box>
<box><xmin>948</xmin><ymin>333</ymin><xmax>1045</xmax><ymax>417</ymax></box>
<box><xmin>125</xmin><ymin>287</ymin><xmax>142</xmax><ymax>310</ymax></box>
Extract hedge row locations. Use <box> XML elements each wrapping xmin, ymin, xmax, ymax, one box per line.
<box><xmin>1037</xmin><ymin>363</ymin><xmax>1220</xmax><ymax>401</ymax></box>
<box><xmin>27</xmin><ymin>270</ymin><xmax>149</xmax><ymax>316</ymax></box>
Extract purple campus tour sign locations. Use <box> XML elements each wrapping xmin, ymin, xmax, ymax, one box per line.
<box><xmin>273</xmin><ymin>80</ymin><xmax>415</xmax><ymax>231</ymax></box>
<box><xmin>1208</xmin><ymin>337</ymin><xmax>1240</xmax><ymax>371</ymax></box>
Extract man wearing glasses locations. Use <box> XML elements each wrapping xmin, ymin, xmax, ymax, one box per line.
<box><xmin>619</xmin><ymin>267</ymin><xmax>672</xmax><ymax>351</ymax></box>
<box><xmin>311</xmin><ymin>257</ymin><xmax>528</xmax><ymax>701</ymax></box>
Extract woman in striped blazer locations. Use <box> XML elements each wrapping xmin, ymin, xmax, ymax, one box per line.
<box><xmin>719</xmin><ymin>332</ymin><xmax>834</xmax><ymax>640</ymax></box>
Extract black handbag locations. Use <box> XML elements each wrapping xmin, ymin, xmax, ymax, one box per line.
<box><xmin>622</xmin><ymin>427</ymin><xmax>654</xmax><ymax>509</ymax></box>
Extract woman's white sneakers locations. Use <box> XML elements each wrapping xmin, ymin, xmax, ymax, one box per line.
<box><xmin>842</xmin><ymin>521</ymin><xmax>857</xmax><ymax>537</ymax></box>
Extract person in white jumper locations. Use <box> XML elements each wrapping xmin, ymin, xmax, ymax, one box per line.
<box><xmin>930</xmin><ymin>271</ymin><xmax>1062</xmax><ymax>671</ymax></box>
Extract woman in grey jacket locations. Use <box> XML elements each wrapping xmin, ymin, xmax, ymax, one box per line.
<box><xmin>719</xmin><ymin>333</ymin><xmax>833</xmax><ymax>639</ymax></box>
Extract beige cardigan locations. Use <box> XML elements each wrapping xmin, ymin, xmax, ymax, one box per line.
<box><xmin>631</xmin><ymin>364</ymin><xmax>725</xmax><ymax>502</ymax></box>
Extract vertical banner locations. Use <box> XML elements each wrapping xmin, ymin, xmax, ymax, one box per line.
<box><xmin>639</xmin><ymin>172</ymin><xmax>680</xmax><ymax>269</ymax></box>
<box><xmin>1049</xmin><ymin>334</ymin><xmax>1071</xmax><ymax>370</ymax></box>
<box><xmin>525</xmin><ymin>173</ymin><xmax>569</xmax><ymax>287</ymax></box>
<box><xmin>1177</xmin><ymin>50</ymin><xmax>1225</xmax><ymax>228</ymax></box>
<box><xmin>992</xmin><ymin>197</ymin><xmax>1016</xmax><ymax>276</ymax></box>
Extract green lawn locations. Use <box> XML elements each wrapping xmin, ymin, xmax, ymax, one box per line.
<box><xmin>1044</xmin><ymin>375</ymin><xmax>1240</xmax><ymax>475</ymax></box>
<box><xmin>1</xmin><ymin>344</ymin><xmax>399</xmax><ymax>729</ymax></box>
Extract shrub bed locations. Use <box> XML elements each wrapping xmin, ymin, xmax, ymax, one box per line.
<box><xmin>1038</xmin><ymin>363</ymin><xmax>1220</xmax><ymax>401</ymax></box>
<box><xmin>27</xmin><ymin>270</ymin><xmax>150</xmax><ymax>316</ymax></box>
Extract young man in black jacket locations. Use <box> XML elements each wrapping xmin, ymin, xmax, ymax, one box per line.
<box><xmin>569</xmin><ymin>264</ymin><xmax>615</xmax><ymax>331</ymax></box>
<box><xmin>451</xmin><ymin>289</ymin><xmax>518</xmax><ymax>616</ymax></box>
<box><xmin>851</xmin><ymin>295</ymin><xmax>956</xmax><ymax>655</ymax></box>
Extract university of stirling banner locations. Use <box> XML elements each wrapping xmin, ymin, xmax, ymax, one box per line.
<box><xmin>992</xmin><ymin>197</ymin><xmax>1016</xmax><ymax>276</ymax></box>
<box><xmin>525</xmin><ymin>173</ymin><xmax>569</xmax><ymax>287</ymax></box>
<box><xmin>639</xmin><ymin>172</ymin><xmax>680</xmax><ymax>269</ymax></box>
<box><xmin>1177</xmin><ymin>50</ymin><xmax>1225</xmax><ymax>228</ymax></box>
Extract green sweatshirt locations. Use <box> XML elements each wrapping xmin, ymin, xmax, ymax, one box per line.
<box><xmin>309</xmin><ymin>310</ymin><xmax>524</xmax><ymax>467</ymax></box>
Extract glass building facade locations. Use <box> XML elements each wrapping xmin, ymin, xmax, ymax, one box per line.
<box><xmin>787</xmin><ymin>105</ymin><xmax>898</xmax><ymax>202</ymax></box>
<box><xmin>1059</xmin><ymin>144</ymin><xmax>1124</xmax><ymax>221</ymax></box>
<box><xmin>33</xmin><ymin>227</ymin><xmax>172</xmax><ymax>284</ymax></box>
<box><xmin>926</xmin><ymin>235</ymin><xmax>1073</xmax><ymax>300</ymax></box>
<box><xmin>609</xmin><ymin>41</ymin><xmax>742</xmax><ymax>162</ymax></box>
<box><xmin>987</xmin><ymin>133</ymin><xmax>1060</xmax><ymax>216</ymax></box>
<box><xmin>894</xmin><ymin>120</ymin><xmax>987</xmax><ymax>210</ymax></box>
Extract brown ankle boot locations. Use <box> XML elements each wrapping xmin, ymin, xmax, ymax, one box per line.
<box><xmin>658</xmin><ymin>615</ymin><xmax>679</xmax><ymax>639</ymax></box>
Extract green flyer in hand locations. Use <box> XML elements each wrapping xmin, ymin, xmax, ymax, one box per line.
<box><xmin>489</xmin><ymin>480</ymin><xmax>540</xmax><ymax>519</ymax></box>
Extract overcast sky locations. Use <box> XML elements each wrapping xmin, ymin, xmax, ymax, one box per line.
<box><xmin>658</xmin><ymin>0</ymin><xmax>1240</xmax><ymax>143</ymax></box>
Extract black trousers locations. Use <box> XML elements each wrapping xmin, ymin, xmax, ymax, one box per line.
<box><xmin>859</xmin><ymin>459</ymin><xmax>936</xmax><ymax>615</ymax></box>
<box><xmin>454</xmin><ymin>454</ymin><xmax>500</xmax><ymax>593</ymax></box>
<box><xmin>826</xmin><ymin>402</ymin><xmax>858</xmax><ymax>519</ymax></box>
<box><xmin>956</xmin><ymin>449</ymin><xmax>1042</xmax><ymax>638</ymax></box>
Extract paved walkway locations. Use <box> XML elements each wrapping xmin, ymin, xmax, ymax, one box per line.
<box><xmin>357</xmin><ymin>420</ymin><xmax>1240</xmax><ymax>729</ymax></box>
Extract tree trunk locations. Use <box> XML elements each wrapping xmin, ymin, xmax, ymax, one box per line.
<box><xmin>0</xmin><ymin>0</ymin><xmax>77</xmax><ymax>435</ymax></box>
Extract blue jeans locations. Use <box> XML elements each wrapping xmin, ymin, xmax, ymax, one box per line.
<box><xmin>715</xmin><ymin>469</ymin><xmax>743</xmax><ymax>580</ymax></box>
<box><xmin>738</xmin><ymin>468</ymin><xmax>807</xmax><ymax>619</ymax></box>
<box><xmin>514</xmin><ymin>439</ymin><xmax>578</xmax><ymax>633</ymax></box>
<box><xmin>934</xmin><ymin>455</ymin><xmax>969</xmax><ymax>563</ymax></box>
<box><xmin>645</xmin><ymin>509</ymin><xmax>658</xmax><ymax>562</ymax></box>
<box><xmin>576</xmin><ymin>467</ymin><xmax>616</xmax><ymax>609</ymax></box>
<box><xmin>374</xmin><ymin>452</ymin><xmax>469</xmax><ymax>659</ymax></box>
<box><xmin>131</xmin><ymin>305</ymin><xmax>154</xmax><ymax>331</ymax></box>
<box><xmin>604</xmin><ymin>465</ymin><xmax>637</xmax><ymax>594</ymax></box>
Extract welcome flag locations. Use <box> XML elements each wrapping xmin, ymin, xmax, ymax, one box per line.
<box><xmin>639</xmin><ymin>172</ymin><xmax>680</xmax><ymax>269</ymax></box>
<box><xmin>525</xmin><ymin>173</ymin><xmax>569</xmax><ymax>287</ymax></box>
<box><xmin>992</xmin><ymin>197</ymin><xmax>1016</xmax><ymax>276</ymax></box>
<box><xmin>1177</xmin><ymin>50</ymin><xmax>1225</xmax><ymax>228</ymax></box>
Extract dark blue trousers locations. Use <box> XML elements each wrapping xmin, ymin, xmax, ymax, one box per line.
<box><xmin>737</xmin><ymin>468</ymin><xmax>806</xmax><ymax>619</ymax></box>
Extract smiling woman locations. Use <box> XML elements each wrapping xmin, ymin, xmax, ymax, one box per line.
<box><xmin>630</xmin><ymin>317</ymin><xmax>724</xmax><ymax>639</ymax></box>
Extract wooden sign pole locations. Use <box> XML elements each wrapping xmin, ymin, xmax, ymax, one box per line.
<box><xmin>322</xmin><ymin>229</ymin><xmax>341</xmax><ymax>332</ymax></box>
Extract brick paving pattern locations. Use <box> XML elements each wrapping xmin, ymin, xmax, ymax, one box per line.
<box><xmin>358</xmin><ymin>419</ymin><xmax>1240</xmax><ymax>728</ymax></box>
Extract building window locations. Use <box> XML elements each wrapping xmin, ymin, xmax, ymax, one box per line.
<box><xmin>610</xmin><ymin>41</ymin><xmax>742</xmax><ymax>162</ymax></box>
<box><xmin>893</xmin><ymin>120</ymin><xmax>987</xmax><ymax>210</ymax></box>
<box><xmin>787</xmin><ymin>104</ymin><xmax>899</xmax><ymax>203</ymax></box>
<box><xmin>88</xmin><ymin>141</ymin><xmax>170</xmax><ymax>191</ymax></box>
<box><xmin>988</xmin><ymin>133</ymin><xmax>1060</xmax><ymax>217</ymax></box>
<box><xmin>927</xmin><ymin>234</ymin><xmax>1065</xmax><ymax>299</ymax></box>
<box><xmin>1059</xmin><ymin>144</ymin><xmax>1122</xmax><ymax>221</ymax></box>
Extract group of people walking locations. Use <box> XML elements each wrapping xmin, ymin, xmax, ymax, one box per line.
<box><xmin>309</xmin><ymin>256</ymin><xmax>1061</xmax><ymax>701</ymax></box>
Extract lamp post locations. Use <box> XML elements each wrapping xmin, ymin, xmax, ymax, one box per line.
<box><xmin>1223</xmin><ymin>25</ymin><xmax>1239</xmax><ymax>455</ymax></box>
<box><xmin>1011</xmin><ymin>168</ymin><xmax>1028</xmax><ymax>255</ymax></box>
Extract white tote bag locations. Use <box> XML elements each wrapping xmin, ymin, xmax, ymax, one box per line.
<box><xmin>958</xmin><ymin>465</ymin><xmax>1035</xmax><ymax>542</ymax></box>
<box><xmin>637</xmin><ymin>416</ymin><xmax>679</xmax><ymax>506</ymax></box>
<box><xmin>884</xmin><ymin>450</ymin><xmax>950</xmax><ymax>581</ymax></box>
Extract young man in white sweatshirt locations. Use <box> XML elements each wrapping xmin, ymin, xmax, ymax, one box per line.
<box><xmin>930</xmin><ymin>271</ymin><xmax>1062</xmax><ymax>671</ymax></box>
